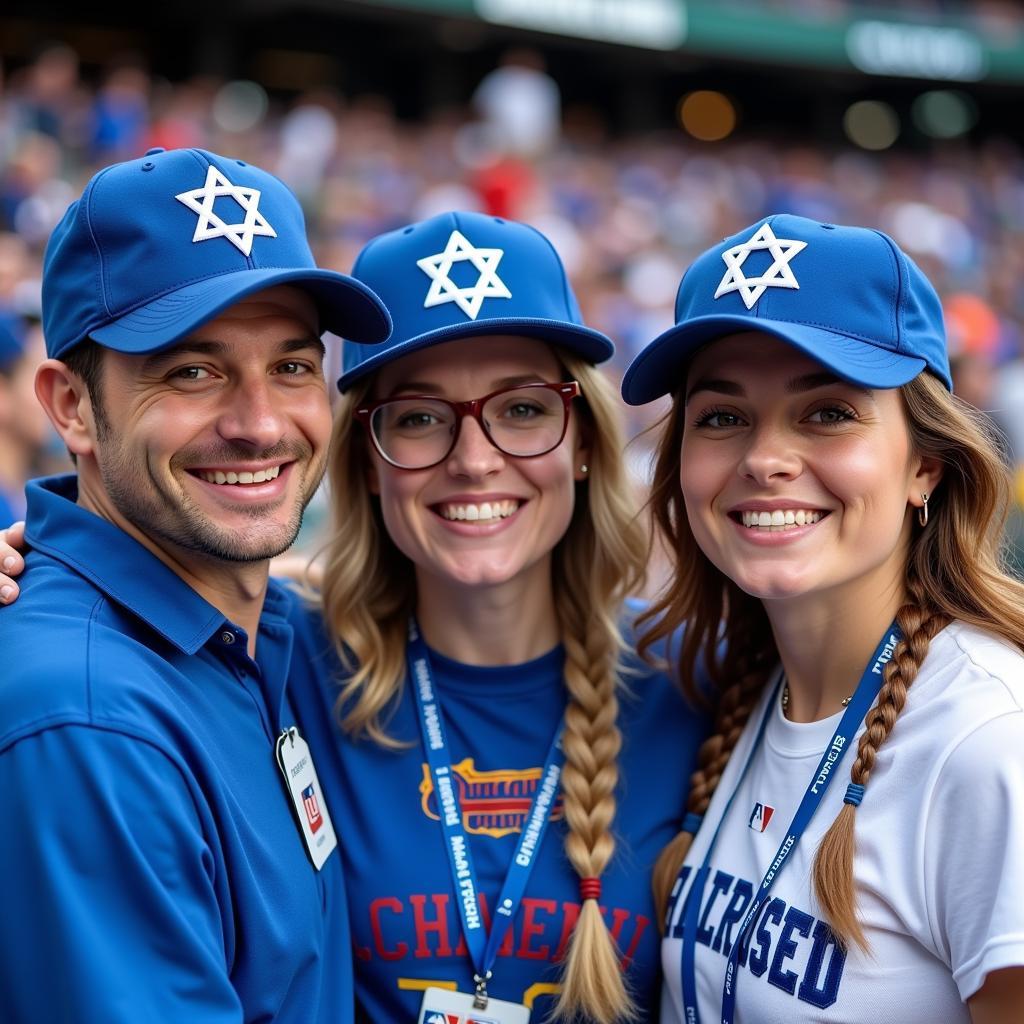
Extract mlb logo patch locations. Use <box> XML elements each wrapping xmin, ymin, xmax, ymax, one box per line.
<box><xmin>302</xmin><ymin>784</ymin><xmax>323</xmax><ymax>834</ymax></box>
<box><xmin>748</xmin><ymin>802</ymin><xmax>774</xmax><ymax>833</ymax></box>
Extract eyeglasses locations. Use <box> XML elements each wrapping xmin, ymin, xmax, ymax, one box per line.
<box><xmin>355</xmin><ymin>381</ymin><xmax>581</xmax><ymax>470</ymax></box>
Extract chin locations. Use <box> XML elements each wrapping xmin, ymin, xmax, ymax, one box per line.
<box><xmin>731</xmin><ymin>568</ymin><xmax>819</xmax><ymax>602</ymax></box>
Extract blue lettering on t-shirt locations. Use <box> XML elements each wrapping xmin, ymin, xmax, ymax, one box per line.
<box><xmin>669</xmin><ymin>868</ymin><xmax>847</xmax><ymax>1010</ymax></box>
<box><xmin>798</xmin><ymin>919</ymin><xmax>846</xmax><ymax>1009</ymax></box>
<box><xmin>711</xmin><ymin>878</ymin><xmax>753</xmax><ymax>955</ymax></box>
<box><xmin>768</xmin><ymin>906</ymin><xmax>813</xmax><ymax>994</ymax></box>
<box><xmin>747</xmin><ymin>896</ymin><xmax>784</xmax><ymax>977</ymax></box>
<box><xmin>696</xmin><ymin>871</ymin><xmax>733</xmax><ymax>946</ymax></box>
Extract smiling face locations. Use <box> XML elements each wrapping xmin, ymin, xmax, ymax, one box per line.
<box><xmin>79</xmin><ymin>285</ymin><xmax>332</xmax><ymax>565</ymax></box>
<box><xmin>680</xmin><ymin>332</ymin><xmax>933</xmax><ymax>609</ymax></box>
<box><xmin>364</xmin><ymin>334</ymin><xmax>588</xmax><ymax>596</ymax></box>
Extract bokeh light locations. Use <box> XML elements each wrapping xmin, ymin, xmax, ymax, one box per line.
<box><xmin>843</xmin><ymin>100</ymin><xmax>900</xmax><ymax>150</ymax></box>
<box><xmin>212</xmin><ymin>80</ymin><xmax>269</xmax><ymax>133</ymax></box>
<box><xmin>911</xmin><ymin>90</ymin><xmax>978</xmax><ymax>139</ymax></box>
<box><xmin>677</xmin><ymin>90</ymin><xmax>737</xmax><ymax>142</ymax></box>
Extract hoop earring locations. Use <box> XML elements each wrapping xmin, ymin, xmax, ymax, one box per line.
<box><xmin>918</xmin><ymin>492</ymin><xmax>929</xmax><ymax>528</ymax></box>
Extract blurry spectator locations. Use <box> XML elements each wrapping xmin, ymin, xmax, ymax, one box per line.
<box><xmin>9</xmin><ymin>44</ymin><xmax>85</xmax><ymax>146</ymax></box>
<box><xmin>90</xmin><ymin>59</ymin><xmax>151</xmax><ymax>161</ymax></box>
<box><xmin>0</xmin><ymin>314</ymin><xmax>48</xmax><ymax>522</ymax></box>
<box><xmin>471</xmin><ymin>47</ymin><xmax>561</xmax><ymax>159</ymax></box>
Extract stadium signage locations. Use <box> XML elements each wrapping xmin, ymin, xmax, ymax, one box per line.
<box><xmin>846</xmin><ymin>20</ymin><xmax>987</xmax><ymax>81</ymax></box>
<box><xmin>475</xmin><ymin>0</ymin><xmax>686</xmax><ymax>51</ymax></box>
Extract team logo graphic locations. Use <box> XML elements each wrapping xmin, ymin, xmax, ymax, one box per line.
<box><xmin>424</xmin><ymin>1012</ymin><xmax>499</xmax><ymax>1024</ymax></box>
<box><xmin>714</xmin><ymin>222</ymin><xmax>807</xmax><ymax>310</ymax></box>
<box><xmin>301</xmin><ymin>783</ymin><xmax>324</xmax><ymax>834</ymax></box>
<box><xmin>420</xmin><ymin>758</ymin><xmax>564</xmax><ymax>838</ymax></box>
<box><xmin>175</xmin><ymin>165</ymin><xmax>278</xmax><ymax>257</ymax></box>
<box><xmin>748</xmin><ymin>801</ymin><xmax>775</xmax><ymax>833</ymax></box>
<box><xmin>416</xmin><ymin>229</ymin><xmax>512</xmax><ymax>320</ymax></box>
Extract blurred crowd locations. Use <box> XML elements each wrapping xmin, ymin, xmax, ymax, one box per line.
<box><xmin>2</xmin><ymin>42</ymin><xmax>1024</xmax><ymax>570</ymax></box>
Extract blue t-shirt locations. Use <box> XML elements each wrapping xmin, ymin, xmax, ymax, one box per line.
<box><xmin>0</xmin><ymin>475</ymin><xmax>353</xmax><ymax>1023</ymax></box>
<box><xmin>289</xmin><ymin>600</ymin><xmax>707</xmax><ymax>1021</ymax></box>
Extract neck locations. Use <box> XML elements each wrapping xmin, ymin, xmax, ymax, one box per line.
<box><xmin>765</xmin><ymin>564</ymin><xmax>908</xmax><ymax>724</ymax></box>
<box><xmin>414</xmin><ymin>563</ymin><xmax>560</xmax><ymax>666</ymax></box>
<box><xmin>77</xmin><ymin>471</ymin><xmax>270</xmax><ymax>657</ymax></box>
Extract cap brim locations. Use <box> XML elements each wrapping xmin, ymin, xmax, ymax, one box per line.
<box><xmin>90</xmin><ymin>267</ymin><xmax>391</xmax><ymax>352</ymax></box>
<box><xmin>336</xmin><ymin>317</ymin><xmax>614</xmax><ymax>392</ymax></box>
<box><xmin>621</xmin><ymin>315</ymin><xmax>927</xmax><ymax>405</ymax></box>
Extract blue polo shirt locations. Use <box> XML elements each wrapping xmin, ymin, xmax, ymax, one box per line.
<box><xmin>0</xmin><ymin>474</ymin><xmax>352</xmax><ymax>1023</ymax></box>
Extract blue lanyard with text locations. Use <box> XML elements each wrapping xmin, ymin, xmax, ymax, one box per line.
<box><xmin>407</xmin><ymin>618</ymin><xmax>566</xmax><ymax>996</ymax></box>
<box><xmin>679</xmin><ymin>623</ymin><xmax>903</xmax><ymax>1024</ymax></box>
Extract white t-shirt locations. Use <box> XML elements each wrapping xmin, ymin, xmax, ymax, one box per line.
<box><xmin>661</xmin><ymin>621</ymin><xmax>1024</xmax><ymax>1024</ymax></box>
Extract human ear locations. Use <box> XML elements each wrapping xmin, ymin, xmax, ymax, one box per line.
<box><xmin>34</xmin><ymin>360</ymin><xmax>97</xmax><ymax>458</ymax></box>
<box><xmin>907</xmin><ymin>454</ymin><xmax>944</xmax><ymax>510</ymax></box>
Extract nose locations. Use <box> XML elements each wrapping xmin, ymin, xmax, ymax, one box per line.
<box><xmin>445</xmin><ymin>414</ymin><xmax>505</xmax><ymax>479</ymax></box>
<box><xmin>215</xmin><ymin>376</ymin><xmax>287</xmax><ymax>451</ymax></box>
<box><xmin>736</xmin><ymin>422</ymin><xmax>802</xmax><ymax>485</ymax></box>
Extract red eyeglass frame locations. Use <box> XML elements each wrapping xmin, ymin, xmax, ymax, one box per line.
<box><xmin>354</xmin><ymin>380</ymin><xmax>581</xmax><ymax>470</ymax></box>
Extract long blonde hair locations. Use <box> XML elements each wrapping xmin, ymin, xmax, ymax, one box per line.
<box><xmin>318</xmin><ymin>349</ymin><xmax>648</xmax><ymax>1022</ymax></box>
<box><xmin>641</xmin><ymin>370</ymin><xmax>1024</xmax><ymax>946</ymax></box>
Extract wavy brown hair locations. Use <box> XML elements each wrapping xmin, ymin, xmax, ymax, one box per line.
<box><xmin>315</xmin><ymin>350</ymin><xmax>648</xmax><ymax>1022</ymax></box>
<box><xmin>641</xmin><ymin>370</ymin><xmax>1024</xmax><ymax>946</ymax></box>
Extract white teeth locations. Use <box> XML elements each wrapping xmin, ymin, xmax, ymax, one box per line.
<box><xmin>440</xmin><ymin>500</ymin><xmax>520</xmax><ymax>522</ymax></box>
<box><xmin>199</xmin><ymin>465</ymin><xmax>281</xmax><ymax>486</ymax></box>
<box><xmin>740</xmin><ymin>509</ymin><xmax>822</xmax><ymax>529</ymax></box>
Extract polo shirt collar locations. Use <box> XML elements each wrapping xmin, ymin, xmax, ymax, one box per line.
<box><xmin>25</xmin><ymin>474</ymin><xmax>231</xmax><ymax>655</ymax></box>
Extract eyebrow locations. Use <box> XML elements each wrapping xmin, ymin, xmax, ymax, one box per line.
<box><xmin>141</xmin><ymin>336</ymin><xmax>325</xmax><ymax>374</ymax></box>
<box><xmin>385</xmin><ymin>374</ymin><xmax>551</xmax><ymax>398</ymax></box>
<box><xmin>685</xmin><ymin>370</ymin><xmax>873</xmax><ymax>402</ymax></box>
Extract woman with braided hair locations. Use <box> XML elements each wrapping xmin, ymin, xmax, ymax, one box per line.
<box><xmin>621</xmin><ymin>214</ymin><xmax>1024</xmax><ymax>1023</ymax></box>
<box><xmin>285</xmin><ymin>210</ymin><xmax>705</xmax><ymax>1023</ymax></box>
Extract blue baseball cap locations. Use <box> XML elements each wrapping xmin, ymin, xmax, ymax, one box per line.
<box><xmin>621</xmin><ymin>214</ymin><xmax>951</xmax><ymax>405</ymax></box>
<box><xmin>42</xmin><ymin>147</ymin><xmax>391</xmax><ymax>360</ymax></box>
<box><xmin>336</xmin><ymin>210</ymin><xmax>613</xmax><ymax>392</ymax></box>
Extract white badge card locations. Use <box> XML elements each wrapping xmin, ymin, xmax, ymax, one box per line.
<box><xmin>418</xmin><ymin>987</ymin><xmax>530</xmax><ymax>1024</ymax></box>
<box><xmin>275</xmin><ymin>727</ymin><xmax>338</xmax><ymax>871</ymax></box>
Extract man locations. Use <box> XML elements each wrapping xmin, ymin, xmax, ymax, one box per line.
<box><xmin>0</xmin><ymin>147</ymin><xmax>390</xmax><ymax>1022</ymax></box>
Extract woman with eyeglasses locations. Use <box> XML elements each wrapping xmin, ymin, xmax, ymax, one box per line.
<box><xmin>287</xmin><ymin>211</ymin><xmax>705</xmax><ymax>1024</ymax></box>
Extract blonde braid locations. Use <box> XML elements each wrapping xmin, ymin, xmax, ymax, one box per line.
<box><xmin>552</xmin><ymin>608</ymin><xmax>636</xmax><ymax>1024</ymax></box>
<box><xmin>813</xmin><ymin>578</ymin><xmax>950</xmax><ymax>950</ymax></box>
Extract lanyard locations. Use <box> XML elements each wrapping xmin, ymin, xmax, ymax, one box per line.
<box><xmin>407</xmin><ymin>618</ymin><xmax>565</xmax><ymax>1001</ymax></box>
<box><xmin>679</xmin><ymin>623</ymin><xmax>903</xmax><ymax>1024</ymax></box>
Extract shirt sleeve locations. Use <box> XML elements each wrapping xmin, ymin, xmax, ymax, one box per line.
<box><xmin>0</xmin><ymin>724</ymin><xmax>243</xmax><ymax>1023</ymax></box>
<box><xmin>923</xmin><ymin>709</ymin><xmax>1024</xmax><ymax>1000</ymax></box>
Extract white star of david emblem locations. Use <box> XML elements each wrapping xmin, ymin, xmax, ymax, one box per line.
<box><xmin>714</xmin><ymin>223</ymin><xmax>808</xmax><ymax>310</ymax></box>
<box><xmin>416</xmin><ymin>229</ymin><xmax>512</xmax><ymax>320</ymax></box>
<box><xmin>174</xmin><ymin>166</ymin><xmax>277</xmax><ymax>257</ymax></box>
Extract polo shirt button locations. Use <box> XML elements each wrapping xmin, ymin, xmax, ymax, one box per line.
<box><xmin>221</xmin><ymin>631</ymin><xmax>236</xmax><ymax>645</ymax></box>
